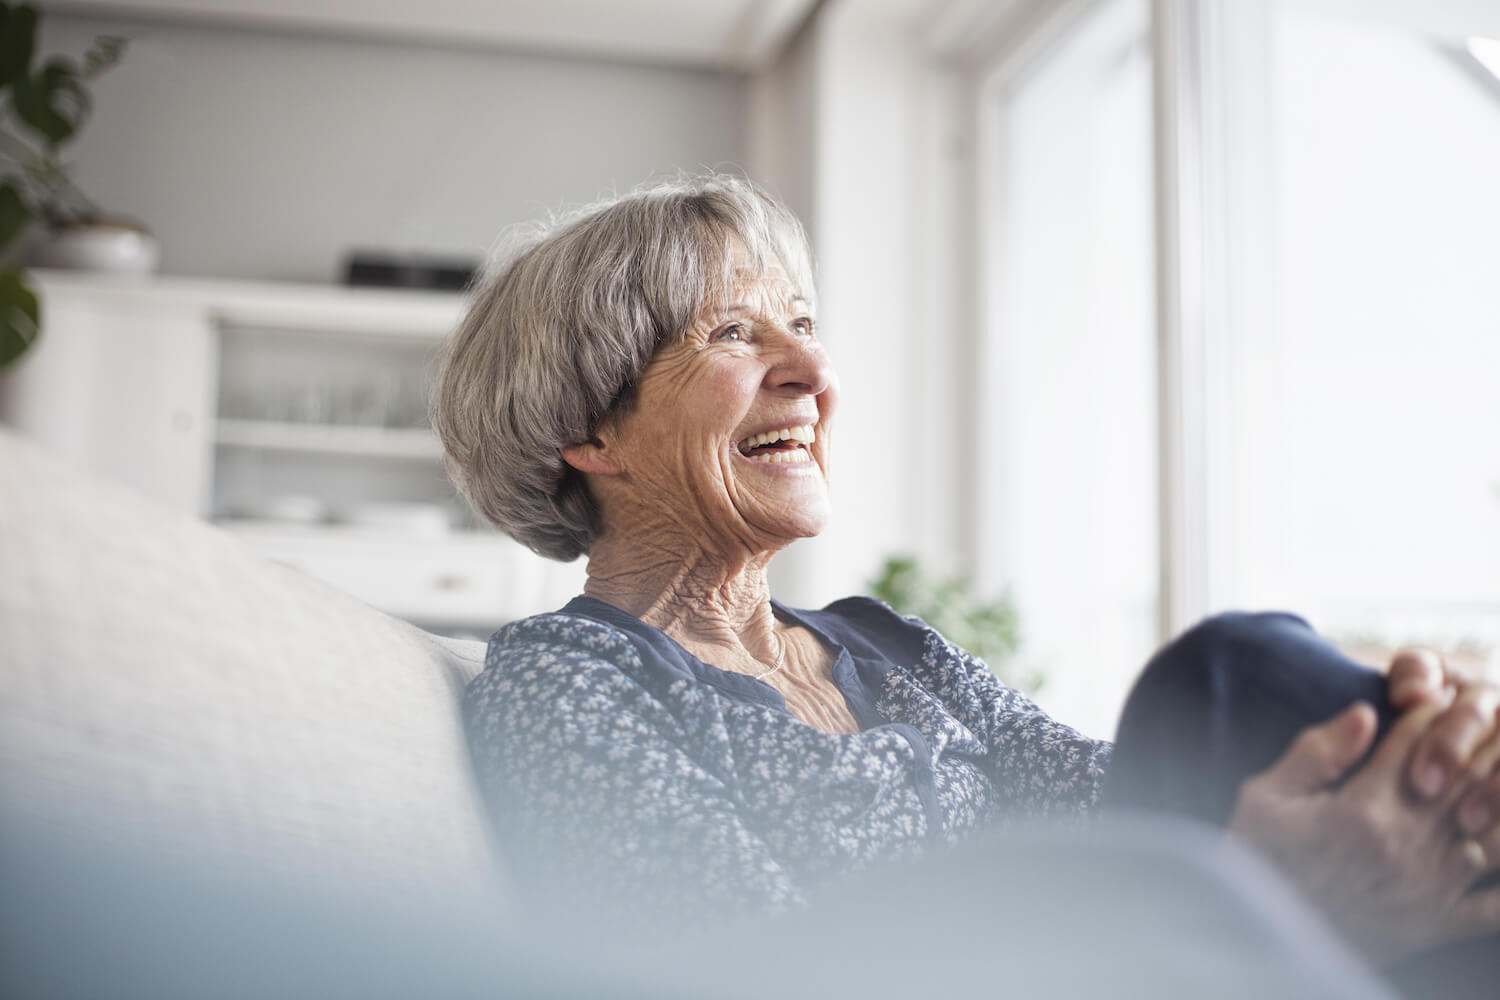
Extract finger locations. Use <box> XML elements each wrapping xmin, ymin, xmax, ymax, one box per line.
<box><xmin>1345</xmin><ymin>698</ymin><xmax>1447</xmax><ymax>798</ymax></box>
<box><xmin>1454</xmin><ymin>728</ymin><xmax>1500</xmax><ymax>836</ymax></box>
<box><xmin>1408</xmin><ymin>683</ymin><xmax>1500</xmax><ymax>800</ymax></box>
<box><xmin>1387</xmin><ymin>647</ymin><xmax>1450</xmax><ymax>710</ymax></box>
<box><xmin>1458</xmin><ymin>818</ymin><xmax>1500</xmax><ymax>886</ymax></box>
<box><xmin>1458</xmin><ymin>774</ymin><xmax>1500</xmax><ymax>838</ymax></box>
<box><xmin>1261</xmin><ymin>701</ymin><xmax>1379</xmax><ymax>795</ymax></box>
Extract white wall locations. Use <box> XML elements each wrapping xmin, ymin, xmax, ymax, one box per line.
<box><xmin>756</xmin><ymin>2</ymin><xmax>969</xmax><ymax>609</ymax></box>
<box><xmin>747</xmin><ymin>11</ymin><xmax>819</xmax><ymax>235</ymax></box>
<box><xmin>42</xmin><ymin>5</ymin><xmax>964</xmax><ymax>613</ymax></box>
<box><xmin>42</xmin><ymin>13</ymin><xmax>749</xmax><ymax>282</ymax></box>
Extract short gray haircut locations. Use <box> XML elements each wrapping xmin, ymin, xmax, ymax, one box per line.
<box><xmin>431</xmin><ymin>173</ymin><xmax>816</xmax><ymax>561</ymax></box>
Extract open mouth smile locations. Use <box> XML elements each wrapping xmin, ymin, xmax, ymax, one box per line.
<box><xmin>735</xmin><ymin>424</ymin><xmax>816</xmax><ymax>464</ymax></box>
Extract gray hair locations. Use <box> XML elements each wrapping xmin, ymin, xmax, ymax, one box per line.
<box><xmin>431</xmin><ymin>173</ymin><xmax>816</xmax><ymax>561</ymax></box>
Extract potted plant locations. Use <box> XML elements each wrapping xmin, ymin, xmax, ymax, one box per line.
<box><xmin>1</xmin><ymin>2</ymin><xmax>127</xmax><ymax>367</ymax></box>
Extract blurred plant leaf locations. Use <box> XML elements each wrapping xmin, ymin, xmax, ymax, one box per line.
<box><xmin>0</xmin><ymin>3</ymin><xmax>38</xmax><ymax>89</ymax></box>
<box><xmin>0</xmin><ymin>181</ymin><xmax>27</xmax><ymax>250</ymax></box>
<box><xmin>81</xmin><ymin>35</ymin><xmax>124</xmax><ymax>77</ymax></box>
<box><xmin>12</xmin><ymin>58</ymin><xmax>90</xmax><ymax>147</ymax></box>
<box><xmin>0</xmin><ymin>7</ymin><xmax>120</xmax><ymax>367</ymax></box>
<box><xmin>869</xmin><ymin>554</ymin><xmax>1041</xmax><ymax>692</ymax></box>
<box><xmin>0</xmin><ymin>268</ymin><xmax>40</xmax><ymax>367</ymax></box>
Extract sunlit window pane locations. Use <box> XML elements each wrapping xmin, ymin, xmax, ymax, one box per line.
<box><xmin>980</xmin><ymin>0</ymin><xmax>1156</xmax><ymax>738</ymax></box>
<box><xmin>1247</xmin><ymin>4</ymin><xmax>1500</xmax><ymax>674</ymax></box>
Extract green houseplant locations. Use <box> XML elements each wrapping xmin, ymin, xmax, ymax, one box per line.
<box><xmin>869</xmin><ymin>555</ymin><xmax>1043</xmax><ymax>693</ymax></box>
<box><xmin>0</xmin><ymin>2</ymin><xmax>124</xmax><ymax>367</ymax></box>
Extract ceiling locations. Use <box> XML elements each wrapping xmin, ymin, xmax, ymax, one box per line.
<box><xmin>47</xmin><ymin>0</ymin><xmax>823</xmax><ymax>70</ymax></box>
<box><xmin>48</xmin><ymin>1</ymin><xmax>1500</xmax><ymax>73</ymax></box>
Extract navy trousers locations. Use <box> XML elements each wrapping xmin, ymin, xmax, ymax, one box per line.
<box><xmin>1103</xmin><ymin>611</ymin><xmax>1396</xmax><ymax>823</ymax></box>
<box><xmin>1102</xmin><ymin>612</ymin><xmax>1495</xmax><ymax>999</ymax></box>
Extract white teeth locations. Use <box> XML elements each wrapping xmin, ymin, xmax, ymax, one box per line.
<box><xmin>738</xmin><ymin>424</ymin><xmax>817</xmax><ymax>452</ymax></box>
<box><xmin>748</xmin><ymin>449</ymin><xmax>812</xmax><ymax>464</ymax></box>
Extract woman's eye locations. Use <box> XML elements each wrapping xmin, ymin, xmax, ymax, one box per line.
<box><xmin>791</xmin><ymin>318</ymin><xmax>815</xmax><ymax>337</ymax></box>
<box><xmin>717</xmin><ymin>324</ymin><xmax>744</xmax><ymax>342</ymax></box>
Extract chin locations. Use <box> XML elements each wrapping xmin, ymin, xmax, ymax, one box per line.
<box><xmin>749</xmin><ymin>499</ymin><xmax>829</xmax><ymax>545</ymax></box>
<box><xmin>786</xmin><ymin>499</ymin><xmax>832</xmax><ymax>540</ymax></box>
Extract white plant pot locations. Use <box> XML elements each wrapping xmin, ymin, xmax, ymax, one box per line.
<box><xmin>35</xmin><ymin>222</ymin><xmax>160</xmax><ymax>275</ymax></box>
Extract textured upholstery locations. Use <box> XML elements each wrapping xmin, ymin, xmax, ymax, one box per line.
<box><xmin>0</xmin><ymin>429</ymin><xmax>505</xmax><ymax>907</ymax></box>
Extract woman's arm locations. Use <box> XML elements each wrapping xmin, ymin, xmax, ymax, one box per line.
<box><xmin>901</xmin><ymin>625</ymin><xmax>1113</xmax><ymax>820</ymax></box>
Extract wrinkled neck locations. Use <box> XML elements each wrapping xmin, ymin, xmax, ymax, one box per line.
<box><xmin>582</xmin><ymin>529</ymin><xmax>780</xmax><ymax>661</ymax></box>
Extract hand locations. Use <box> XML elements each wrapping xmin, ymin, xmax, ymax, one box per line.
<box><xmin>1227</xmin><ymin>698</ymin><xmax>1500</xmax><ymax>963</ymax></box>
<box><xmin>1386</xmin><ymin>648</ymin><xmax>1500</xmax><ymax>835</ymax></box>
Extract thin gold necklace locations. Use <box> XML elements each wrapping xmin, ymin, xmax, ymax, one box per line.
<box><xmin>752</xmin><ymin>628</ymin><xmax>788</xmax><ymax>681</ymax></box>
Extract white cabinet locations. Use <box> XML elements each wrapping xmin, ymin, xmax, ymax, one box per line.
<box><xmin>0</xmin><ymin>271</ymin><xmax>585</xmax><ymax>630</ymax></box>
<box><xmin>0</xmin><ymin>275</ymin><xmax>217</xmax><ymax>514</ymax></box>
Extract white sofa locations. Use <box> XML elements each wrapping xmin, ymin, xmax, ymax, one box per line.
<box><xmin>0</xmin><ymin>427</ymin><xmax>502</xmax><ymax>902</ymax></box>
<box><xmin>0</xmin><ymin>427</ymin><xmax>565</xmax><ymax>996</ymax></box>
<box><xmin>1</xmin><ymin>428</ymin><xmax>1405</xmax><ymax>1000</ymax></box>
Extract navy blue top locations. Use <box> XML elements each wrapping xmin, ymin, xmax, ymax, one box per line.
<box><xmin>464</xmin><ymin>595</ymin><xmax>1111</xmax><ymax>924</ymax></box>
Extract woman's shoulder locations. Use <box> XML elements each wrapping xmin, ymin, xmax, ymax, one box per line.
<box><xmin>792</xmin><ymin>595</ymin><xmax>935</xmax><ymax>666</ymax></box>
<box><xmin>815</xmin><ymin>594</ymin><xmax>922</xmax><ymax>625</ymax></box>
<box><xmin>801</xmin><ymin>596</ymin><xmax>1013</xmax><ymax>697</ymax></box>
<box><xmin>487</xmin><ymin>609</ymin><xmax>637</xmax><ymax>663</ymax></box>
<box><xmin>471</xmin><ymin>611</ymin><xmax>644</xmax><ymax>708</ymax></box>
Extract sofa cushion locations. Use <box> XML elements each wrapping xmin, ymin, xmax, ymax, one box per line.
<box><xmin>0</xmin><ymin>429</ymin><xmax>507</xmax><ymax>908</ymax></box>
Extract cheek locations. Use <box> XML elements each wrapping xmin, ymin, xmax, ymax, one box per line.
<box><xmin>704</xmin><ymin>358</ymin><xmax>762</xmax><ymax>402</ymax></box>
<box><xmin>688</xmin><ymin>368</ymin><xmax>763</xmax><ymax>447</ymax></box>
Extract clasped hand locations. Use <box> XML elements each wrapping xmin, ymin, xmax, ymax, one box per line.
<box><xmin>1228</xmin><ymin>649</ymin><xmax>1500</xmax><ymax>963</ymax></box>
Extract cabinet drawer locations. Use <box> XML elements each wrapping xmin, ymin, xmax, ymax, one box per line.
<box><xmin>277</xmin><ymin>548</ymin><xmax>509</xmax><ymax>626</ymax></box>
<box><xmin>225</xmin><ymin>527</ymin><xmax>584</xmax><ymax>628</ymax></box>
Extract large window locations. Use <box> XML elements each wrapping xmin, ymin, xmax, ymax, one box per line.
<box><xmin>978</xmin><ymin>0</ymin><xmax>1155</xmax><ymax>737</ymax></box>
<box><xmin>975</xmin><ymin>0</ymin><xmax>1499</xmax><ymax>735</ymax></box>
<box><xmin>1248</xmin><ymin>4</ymin><xmax>1500</xmax><ymax>672</ymax></box>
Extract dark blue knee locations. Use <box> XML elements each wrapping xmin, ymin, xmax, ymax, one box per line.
<box><xmin>1138</xmin><ymin>611</ymin><xmax>1388</xmax><ymax>730</ymax></box>
<box><xmin>1135</xmin><ymin>611</ymin><xmax>1319</xmax><ymax>698</ymax></box>
<box><xmin>1103</xmin><ymin>611</ymin><xmax>1388</xmax><ymax>825</ymax></box>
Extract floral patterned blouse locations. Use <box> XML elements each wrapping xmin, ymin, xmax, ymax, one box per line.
<box><xmin>464</xmin><ymin>595</ymin><xmax>1112</xmax><ymax>925</ymax></box>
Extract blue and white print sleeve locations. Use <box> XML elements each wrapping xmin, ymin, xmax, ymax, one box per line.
<box><xmin>463</xmin><ymin>622</ymin><xmax>804</xmax><ymax>922</ymax></box>
<box><xmin>905</xmin><ymin>626</ymin><xmax>1113</xmax><ymax>821</ymax></box>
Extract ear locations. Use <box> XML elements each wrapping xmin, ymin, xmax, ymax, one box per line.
<box><xmin>561</xmin><ymin>436</ymin><xmax>623</xmax><ymax>477</ymax></box>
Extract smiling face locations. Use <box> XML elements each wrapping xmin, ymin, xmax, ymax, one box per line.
<box><xmin>565</xmin><ymin>254</ymin><xmax>838</xmax><ymax>562</ymax></box>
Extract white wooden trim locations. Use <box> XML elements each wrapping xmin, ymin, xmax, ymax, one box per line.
<box><xmin>954</xmin><ymin>0</ymin><xmax>1106</xmax><ymax>591</ymax></box>
<box><xmin>972</xmin><ymin>0</ymin><xmax>1104</xmax><ymax>93</ymax></box>
<box><xmin>955</xmin><ymin>0</ymin><xmax>1275</xmax><ymax>639</ymax></box>
<box><xmin>47</xmin><ymin>0</ymin><xmax>821</xmax><ymax>71</ymax></box>
<box><xmin>1151</xmin><ymin>0</ymin><xmax>1274</xmax><ymax>635</ymax></box>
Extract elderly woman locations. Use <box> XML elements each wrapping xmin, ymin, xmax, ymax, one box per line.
<box><xmin>433</xmin><ymin>175</ymin><xmax>1500</xmax><ymax>979</ymax></box>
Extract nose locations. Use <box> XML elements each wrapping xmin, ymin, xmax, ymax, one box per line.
<box><xmin>766</xmin><ymin>329</ymin><xmax>835</xmax><ymax>398</ymax></box>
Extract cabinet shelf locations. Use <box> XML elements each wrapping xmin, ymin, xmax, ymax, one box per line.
<box><xmin>7</xmin><ymin>272</ymin><xmax>587</xmax><ymax>627</ymax></box>
<box><xmin>215</xmin><ymin>418</ymin><xmax>443</xmax><ymax>460</ymax></box>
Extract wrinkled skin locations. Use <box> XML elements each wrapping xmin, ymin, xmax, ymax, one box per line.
<box><xmin>1230</xmin><ymin>649</ymin><xmax>1500</xmax><ymax>963</ymax></box>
